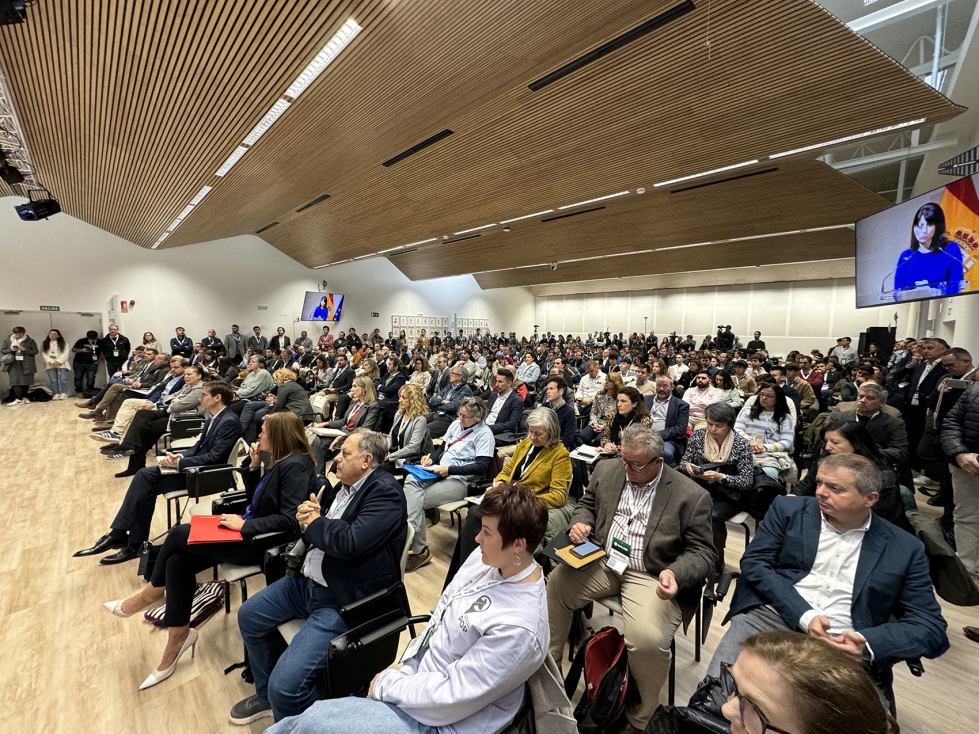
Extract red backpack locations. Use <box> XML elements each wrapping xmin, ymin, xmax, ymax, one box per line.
<box><xmin>564</xmin><ymin>626</ymin><xmax>637</xmax><ymax>733</ymax></box>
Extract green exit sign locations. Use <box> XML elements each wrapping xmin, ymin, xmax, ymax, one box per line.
<box><xmin>40</xmin><ymin>305</ymin><xmax>60</xmax><ymax>312</ymax></box>
<box><xmin>371</xmin><ymin>312</ymin><xmax>379</xmax><ymax>318</ymax></box>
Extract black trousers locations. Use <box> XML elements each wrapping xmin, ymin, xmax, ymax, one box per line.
<box><xmin>918</xmin><ymin>416</ymin><xmax>954</xmax><ymax>522</ymax></box>
<box><xmin>150</xmin><ymin>523</ymin><xmax>277</xmax><ymax>627</ymax></box>
<box><xmin>906</xmin><ymin>404</ymin><xmax>928</xmax><ymax>472</ymax></box>
<box><xmin>110</xmin><ymin>467</ymin><xmax>186</xmax><ymax>545</ymax></box>
<box><xmin>123</xmin><ymin>411</ymin><xmax>171</xmax><ymax>473</ymax></box>
<box><xmin>426</xmin><ymin>412</ymin><xmax>453</xmax><ymax>439</ymax></box>
<box><xmin>105</xmin><ymin>360</ymin><xmax>125</xmax><ymax>379</ymax></box>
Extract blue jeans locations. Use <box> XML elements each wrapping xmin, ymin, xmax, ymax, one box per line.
<box><xmin>237</xmin><ymin>575</ymin><xmax>348</xmax><ymax>721</ymax></box>
<box><xmin>266</xmin><ymin>697</ymin><xmax>438</xmax><ymax>734</ymax></box>
<box><xmin>74</xmin><ymin>362</ymin><xmax>98</xmax><ymax>394</ymax></box>
<box><xmin>240</xmin><ymin>400</ymin><xmax>273</xmax><ymax>443</ymax></box>
<box><xmin>46</xmin><ymin>368</ymin><xmax>69</xmax><ymax>394</ymax></box>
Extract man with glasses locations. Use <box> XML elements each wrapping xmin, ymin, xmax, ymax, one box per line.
<box><xmin>426</xmin><ymin>364</ymin><xmax>473</xmax><ymax>439</ymax></box>
<box><xmin>547</xmin><ymin>425</ymin><xmax>715</xmax><ymax>733</ymax></box>
<box><xmin>707</xmin><ymin>453</ymin><xmax>948</xmax><ymax>710</ymax></box>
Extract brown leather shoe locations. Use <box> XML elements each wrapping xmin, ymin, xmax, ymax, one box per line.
<box><xmin>74</xmin><ymin>401</ymin><xmax>92</xmax><ymax>409</ymax></box>
<box><xmin>965</xmin><ymin>626</ymin><xmax>979</xmax><ymax>644</ymax></box>
<box><xmin>78</xmin><ymin>410</ymin><xmax>104</xmax><ymax>420</ymax></box>
<box><xmin>405</xmin><ymin>547</ymin><xmax>432</xmax><ymax>573</ymax></box>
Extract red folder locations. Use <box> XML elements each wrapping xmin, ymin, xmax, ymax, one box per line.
<box><xmin>187</xmin><ymin>515</ymin><xmax>244</xmax><ymax>544</ymax></box>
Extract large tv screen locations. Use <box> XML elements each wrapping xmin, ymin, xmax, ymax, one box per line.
<box><xmin>856</xmin><ymin>173</ymin><xmax>979</xmax><ymax>308</ymax></box>
<box><xmin>301</xmin><ymin>291</ymin><xmax>345</xmax><ymax>321</ymax></box>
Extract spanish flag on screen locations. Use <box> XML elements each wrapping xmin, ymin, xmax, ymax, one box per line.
<box><xmin>940</xmin><ymin>176</ymin><xmax>979</xmax><ymax>292</ymax></box>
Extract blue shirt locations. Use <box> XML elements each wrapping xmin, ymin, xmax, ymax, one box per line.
<box><xmin>893</xmin><ymin>242</ymin><xmax>965</xmax><ymax>295</ymax></box>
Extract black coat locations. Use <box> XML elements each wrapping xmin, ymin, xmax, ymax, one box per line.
<box><xmin>828</xmin><ymin>410</ymin><xmax>909</xmax><ymax>468</ymax></box>
<box><xmin>239</xmin><ymin>454</ymin><xmax>314</xmax><ymax>537</ymax></box>
<box><xmin>942</xmin><ymin>383</ymin><xmax>979</xmax><ymax>458</ymax></box>
<box><xmin>100</xmin><ymin>334</ymin><xmax>131</xmax><ymax>362</ymax></box>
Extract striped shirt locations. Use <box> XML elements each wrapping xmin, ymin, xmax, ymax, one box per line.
<box><xmin>607</xmin><ymin>470</ymin><xmax>663</xmax><ymax>571</ymax></box>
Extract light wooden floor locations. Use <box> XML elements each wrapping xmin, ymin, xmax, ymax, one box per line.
<box><xmin>1</xmin><ymin>399</ymin><xmax>978</xmax><ymax>733</ymax></box>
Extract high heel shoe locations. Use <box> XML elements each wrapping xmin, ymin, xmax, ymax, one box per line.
<box><xmin>139</xmin><ymin>627</ymin><xmax>198</xmax><ymax>690</ymax></box>
<box><xmin>103</xmin><ymin>593</ymin><xmax>161</xmax><ymax>618</ymax></box>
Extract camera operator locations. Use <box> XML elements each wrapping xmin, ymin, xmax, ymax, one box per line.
<box><xmin>716</xmin><ymin>325</ymin><xmax>736</xmax><ymax>351</ymax></box>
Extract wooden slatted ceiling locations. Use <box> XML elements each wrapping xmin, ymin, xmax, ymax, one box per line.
<box><xmin>0</xmin><ymin>0</ymin><xmax>963</xmax><ymax>271</ymax></box>
<box><xmin>473</xmin><ymin>228</ymin><xmax>857</xmax><ymax>289</ymax></box>
<box><xmin>385</xmin><ymin>160</ymin><xmax>889</xmax><ymax>280</ymax></box>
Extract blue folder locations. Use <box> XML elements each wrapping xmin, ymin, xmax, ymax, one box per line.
<box><xmin>403</xmin><ymin>464</ymin><xmax>440</xmax><ymax>481</ymax></box>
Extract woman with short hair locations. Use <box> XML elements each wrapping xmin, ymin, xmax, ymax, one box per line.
<box><xmin>103</xmin><ymin>412</ymin><xmax>313</xmax><ymax>690</ymax></box>
<box><xmin>264</xmin><ymin>482</ymin><xmax>549</xmax><ymax>734</ymax></box>
<box><xmin>2</xmin><ymin>326</ymin><xmax>39</xmax><ymax>405</ymax></box>
<box><xmin>41</xmin><ymin>328</ymin><xmax>71</xmax><ymax>400</ymax></box>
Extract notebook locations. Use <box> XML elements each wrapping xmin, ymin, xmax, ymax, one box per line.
<box><xmin>187</xmin><ymin>515</ymin><xmax>244</xmax><ymax>544</ymax></box>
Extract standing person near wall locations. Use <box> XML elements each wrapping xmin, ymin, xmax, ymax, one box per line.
<box><xmin>72</xmin><ymin>329</ymin><xmax>103</xmax><ymax>397</ymax></box>
<box><xmin>42</xmin><ymin>328</ymin><xmax>71</xmax><ymax>400</ymax></box>
<box><xmin>101</xmin><ymin>324</ymin><xmax>131</xmax><ymax>379</ymax></box>
<box><xmin>2</xmin><ymin>326</ymin><xmax>39</xmax><ymax>404</ymax></box>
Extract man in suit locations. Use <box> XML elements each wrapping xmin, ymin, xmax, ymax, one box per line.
<box><xmin>269</xmin><ymin>326</ymin><xmax>291</xmax><ymax>352</ymax></box>
<box><xmin>828</xmin><ymin>384</ymin><xmax>908</xmax><ymax>469</ymax></box>
<box><xmin>318</xmin><ymin>353</ymin><xmax>354</xmax><ymax>419</ymax></box>
<box><xmin>247</xmin><ymin>325</ymin><xmax>269</xmax><ymax>353</ymax></box>
<box><xmin>426</xmin><ymin>364</ymin><xmax>472</xmax><ymax>439</ymax></box>
<box><xmin>483</xmin><ymin>369</ymin><xmax>524</xmax><ymax>435</ymax></box>
<box><xmin>547</xmin><ymin>425</ymin><xmax>715</xmax><ymax>733</ymax></box>
<box><xmin>427</xmin><ymin>353</ymin><xmax>450</xmax><ymax>397</ymax></box>
<box><xmin>891</xmin><ymin>337</ymin><xmax>948</xmax><ymax>472</ymax></box>
<box><xmin>708</xmin><ymin>454</ymin><xmax>948</xmax><ymax>704</ymax></box>
<box><xmin>646</xmin><ymin>376</ymin><xmax>690</xmax><ymax>465</ymax></box>
<box><xmin>224</xmin><ymin>324</ymin><xmax>246</xmax><ymax>362</ymax></box>
<box><xmin>201</xmin><ymin>328</ymin><xmax>224</xmax><ymax>355</ymax></box>
<box><xmin>169</xmin><ymin>326</ymin><xmax>194</xmax><ymax>359</ymax></box>
<box><xmin>74</xmin><ymin>380</ymin><xmax>243</xmax><ymax>564</ymax></box>
<box><xmin>232</xmin><ymin>429</ymin><xmax>407</xmax><ymax>725</ymax></box>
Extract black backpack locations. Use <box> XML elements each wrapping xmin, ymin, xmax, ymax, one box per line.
<box><xmin>564</xmin><ymin>626</ymin><xmax>637</xmax><ymax>733</ymax></box>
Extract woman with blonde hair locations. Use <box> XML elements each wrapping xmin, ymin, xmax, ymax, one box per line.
<box><xmin>383</xmin><ymin>383</ymin><xmax>431</xmax><ymax>473</ymax></box>
<box><xmin>240</xmin><ymin>368</ymin><xmax>313</xmax><ymax>443</ymax></box>
<box><xmin>309</xmin><ymin>375</ymin><xmax>380</xmax><ymax>473</ymax></box>
<box><xmin>103</xmin><ymin>412</ymin><xmax>315</xmax><ymax>690</ymax></box>
<box><xmin>358</xmin><ymin>357</ymin><xmax>380</xmax><ymax>381</ymax></box>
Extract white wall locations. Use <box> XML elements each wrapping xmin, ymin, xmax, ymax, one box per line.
<box><xmin>0</xmin><ymin>197</ymin><xmax>536</xmax><ymax>344</ymax></box>
<box><xmin>534</xmin><ymin>279</ymin><xmax>917</xmax><ymax>357</ymax></box>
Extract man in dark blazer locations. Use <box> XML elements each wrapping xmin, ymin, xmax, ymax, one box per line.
<box><xmin>74</xmin><ymin>381</ymin><xmax>243</xmax><ymax>564</ymax></box>
<box><xmin>247</xmin><ymin>326</ymin><xmax>269</xmax><ymax>353</ymax></box>
<box><xmin>828</xmin><ymin>383</ymin><xmax>909</xmax><ymax>469</ymax></box>
<box><xmin>484</xmin><ymin>369</ymin><xmax>524</xmax><ymax>435</ymax></box>
<box><xmin>100</xmin><ymin>324</ymin><xmax>131</xmax><ymax>379</ymax></box>
<box><xmin>547</xmin><ymin>425</ymin><xmax>715</xmax><ymax>732</ymax></box>
<box><xmin>891</xmin><ymin>338</ymin><xmax>948</xmax><ymax>471</ymax></box>
<box><xmin>232</xmin><ymin>429</ymin><xmax>407</xmax><ymax>725</ymax></box>
<box><xmin>319</xmin><ymin>354</ymin><xmax>355</xmax><ymax>419</ymax></box>
<box><xmin>426</xmin><ymin>354</ymin><xmax>451</xmax><ymax>397</ymax></box>
<box><xmin>708</xmin><ymin>454</ymin><xmax>948</xmax><ymax>699</ymax></box>
<box><xmin>645</xmin><ymin>375</ymin><xmax>690</xmax><ymax>465</ymax></box>
<box><xmin>269</xmin><ymin>326</ymin><xmax>291</xmax><ymax>352</ymax></box>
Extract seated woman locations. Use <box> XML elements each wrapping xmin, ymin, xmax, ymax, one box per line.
<box><xmin>515</xmin><ymin>351</ymin><xmax>540</xmax><ymax>385</ymax></box>
<box><xmin>792</xmin><ymin>420</ymin><xmax>911</xmax><ymax>531</ymax></box>
<box><xmin>102</xmin><ymin>412</ymin><xmax>313</xmax><ymax>690</ymax></box>
<box><xmin>241</xmin><ymin>369</ymin><xmax>313</xmax><ymax>444</ymax></box>
<box><xmin>734</xmin><ymin>383</ymin><xmax>795</xmax><ymax>480</ymax></box>
<box><xmin>358</xmin><ymin>358</ymin><xmax>380</xmax><ymax>382</ymax></box>
<box><xmin>714</xmin><ymin>370</ymin><xmax>743</xmax><ymax>409</ymax></box>
<box><xmin>309</xmin><ymin>375</ymin><xmax>380</xmax><ymax>473</ymax></box>
<box><xmin>218</xmin><ymin>356</ymin><xmax>241</xmax><ymax>384</ymax></box>
<box><xmin>597</xmin><ymin>385</ymin><xmax>652</xmax><ymax>457</ymax></box>
<box><xmin>718</xmin><ymin>631</ymin><xmax>897</xmax><ymax>734</ymax></box>
<box><xmin>310</xmin><ymin>355</ymin><xmax>332</xmax><ymax>391</ymax></box>
<box><xmin>264</xmin><ymin>482</ymin><xmax>549</xmax><ymax>734</ymax></box>
<box><xmin>407</xmin><ymin>356</ymin><xmax>431</xmax><ymax>391</ymax></box>
<box><xmin>578</xmin><ymin>371</ymin><xmax>623</xmax><ymax>446</ymax></box>
<box><xmin>377</xmin><ymin>357</ymin><xmax>407</xmax><ymax>433</ymax></box>
<box><xmin>403</xmin><ymin>397</ymin><xmax>495</xmax><ymax>572</ymax></box>
<box><xmin>678</xmin><ymin>402</ymin><xmax>754</xmax><ymax>579</ymax></box>
<box><xmin>382</xmin><ymin>384</ymin><xmax>431</xmax><ymax>474</ymax></box>
<box><xmin>445</xmin><ymin>407</ymin><xmax>573</xmax><ymax>584</ymax></box>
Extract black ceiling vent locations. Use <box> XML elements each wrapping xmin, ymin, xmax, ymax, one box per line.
<box><xmin>541</xmin><ymin>206</ymin><xmax>606</xmax><ymax>223</ymax></box>
<box><xmin>443</xmin><ymin>233</ymin><xmax>482</xmax><ymax>244</ymax></box>
<box><xmin>669</xmin><ymin>167</ymin><xmax>777</xmax><ymax>194</ymax></box>
<box><xmin>256</xmin><ymin>221</ymin><xmax>280</xmax><ymax>233</ymax></box>
<box><xmin>382</xmin><ymin>129</ymin><xmax>454</xmax><ymax>167</ymax></box>
<box><xmin>295</xmin><ymin>193</ymin><xmax>331</xmax><ymax>213</ymax></box>
<box><xmin>529</xmin><ymin>1</ymin><xmax>695</xmax><ymax>92</ymax></box>
<box><xmin>389</xmin><ymin>248</ymin><xmax>419</xmax><ymax>257</ymax></box>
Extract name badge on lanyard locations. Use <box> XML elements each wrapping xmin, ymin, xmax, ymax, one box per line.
<box><xmin>15</xmin><ymin>353</ymin><xmax>24</xmax><ymax>361</ymax></box>
<box><xmin>606</xmin><ymin>537</ymin><xmax>631</xmax><ymax>576</ymax></box>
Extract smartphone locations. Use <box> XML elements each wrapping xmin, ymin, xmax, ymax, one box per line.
<box><xmin>688</xmin><ymin>464</ymin><xmax>704</xmax><ymax>475</ymax></box>
<box><xmin>570</xmin><ymin>541</ymin><xmax>602</xmax><ymax>559</ymax></box>
<box><xmin>947</xmin><ymin>379</ymin><xmax>973</xmax><ymax>390</ymax></box>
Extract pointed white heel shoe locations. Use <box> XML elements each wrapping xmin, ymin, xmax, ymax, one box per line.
<box><xmin>139</xmin><ymin>627</ymin><xmax>198</xmax><ymax>690</ymax></box>
<box><xmin>103</xmin><ymin>594</ymin><xmax>162</xmax><ymax>618</ymax></box>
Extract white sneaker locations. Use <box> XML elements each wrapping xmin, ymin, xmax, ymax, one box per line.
<box><xmin>8</xmin><ymin>399</ymin><xmax>22</xmax><ymax>405</ymax></box>
<box><xmin>21</xmin><ymin>398</ymin><xmax>30</xmax><ymax>404</ymax></box>
<box><xmin>913</xmin><ymin>476</ymin><xmax>935</xmax><ymax>486</ymax></box>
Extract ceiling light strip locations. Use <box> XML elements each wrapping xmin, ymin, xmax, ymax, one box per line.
<box><xmin>500</xmin><ymin>209</ymin><xmax>554</xmax><ymax>224</ymax></box>
<box><xmin>654</xmin><ymin>160</ymin><xmax>760</xmax><ymax>188</ymax></box>
<box><xmin>453</xmin><ymin>223</ymin><xmax>497</xmax><ymax>235</ymax></box>
<box><xmin>243</xmin><ymin>99</ymin><xmax>292</xmax><ymax>146</ymax></box>
<box><xmin>769</xmin><ymin>119</ymin><xmax>926</xmax><ymax>159</ymax></box>
<box><xmin>557</xmin><ymin>191</ymin><xmax>630</xmax><ymax>210</ymax></box>
<box><xmin>188</xmin><ymin>185</ymin><xmax>213</xmax><ymax>206</ymax></box>
<box><xmin>285</xmin><ymin>19</ymin><xmax>363</xmax><ymax>99</ymax></box>
<box><xmin>215</xmin><ymin>146</ymin><xmax>248</xmax><ymax>177</ymax></box>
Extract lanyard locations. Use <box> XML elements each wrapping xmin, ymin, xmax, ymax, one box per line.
<box><xmin>447</xmin><ymin>428</ymin><xmax>474</xmax><ymax>448</ymax></box>
<box><xmin>624</xmin><ymin>480</ymin><xmax>654</xmax><ymax>526</ymax></box>
<box><xmin>435</xmin><ymin>561</ymin><xmax>538</xmax><ymax>627</ymax></box>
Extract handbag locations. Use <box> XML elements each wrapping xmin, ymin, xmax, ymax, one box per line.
<box><xmin>143</xmin><ymin>580</ymin><xmax>226</xmax><ymax>628</ymax></box>
<box><xmin>137</xmin><ymin>533</ymin><xmax>167</xmax><ymax>581</ymax></box>
<box><xmin>0</xmin><ymin>353</ymin><xmax>13</xmax><ymax>366</ymax></box>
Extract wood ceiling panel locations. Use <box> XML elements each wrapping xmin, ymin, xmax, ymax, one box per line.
<box><xmin>0</xmin><ymin>0</ymin><xmax>962</xmax><ymax>268</ymax></box>
<box><xmin>473</xmin><ymin>228</ymin><xmax>856</xmax><ymax>289</ymax></box>
<box><xmin>385</xmin><ymin>160</ymin><xmax>887</xmax><ymax>280</ymax></box>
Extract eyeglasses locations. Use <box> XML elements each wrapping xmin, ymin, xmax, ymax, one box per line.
<box><xmin>720</xmin><ymin>662</ymin><xmax>793</xmax><ymax>734</ymax></box>
<box><xmin>620</xmin><ymin>456</ymin><xmax>654</xmax><ymax>472</ymax></box>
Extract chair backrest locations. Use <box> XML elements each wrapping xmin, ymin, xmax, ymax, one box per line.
<box><xmin>226</xmin><ymin>437</ymin><xmax>246</xmax><ymax>466</ymax></box>
<box><xmin>400</xmin><ymin>524</ymin><xmax>414</xmax><ymax>577</ymax></box>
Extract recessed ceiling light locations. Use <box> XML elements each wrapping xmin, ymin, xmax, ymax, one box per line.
<box><xmin>285</xmin><ymin>19</ymin><xmax>362</xmax><ymax>100</ymax></box>
<box><xmin>557</xmin><ymin>191</ymin><xmax>630</xmax><ymax>210</ymax></box>
<box><xmin>453</xmin><ymin>223</ymin><xmax>498</xmax><ymax>235</ymax></box>
<box><xmin>500</xmin><ymin>209</ymin><xmax>554</xmax><ymax>224</ymax></box>
<box><xmin>636</xmin><ymin>187</ymin><xmax>646</xmax><ymax>194</ymax></box>
<box><xmin>242</xmin><ymin>99</ymin><xmax>292</xmax><ymax>146</ymax></box>
<box><xmin>769</xmin><ymin>119</ymin><xmax>926</xmax><ymax>159</ymax></box>
<box><xmin>175</xmin><ymin>204</ymin><xmax>195</xmax><ymax>221</ymax></box>
<box><xmin>215</xmin><ymin>146</ymin><xmax>248</xmax><ymax>177</ymax></box>
<box><xmin>188</xmin><ymin>186</ymin><xmax>213</xmax><ymax>206</ymax></box>
<box><xmin>653</xmin><ymin>160</ymin><xmax>759</xmax><ymax>188</ymax></box>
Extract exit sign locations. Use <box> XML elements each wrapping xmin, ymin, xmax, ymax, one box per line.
<box><xmin>371</xmin><ymin>312</ymin><xmax>379</xmax><ymax>318</ymax></box>
<box><xmin>40</xmin><ymin>305</ymin><xmax>60</xmax><ymax>311</ymax></box>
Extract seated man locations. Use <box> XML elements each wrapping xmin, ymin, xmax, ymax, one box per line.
<box><xmin>683</xmin><ymin>370</ymin><xmax>723</xmax><ymax>430</ymax></box>
<box><xmin>784</xmin><ymin>362</ymin><xmax>816</xmax><ymax>413</ymax></box>
<box><xmin>74</xmin><ymin>381</ymin><xmax>243</xmax><ymax>564</ymax></box>
<box><xmin>425</xmin><ymin>364</ymin><xmax>472</xmax><ymax>439</ymax></box>
<box><xmin>616</xmin><ymin>355</ymin><xmax>637</xmax><ymax>385</ymax></box>
<box><xmin>483</xmin><ymin>369</ymin><xmax>524</xmax><ymax>435</ymax></box>
<box><xmin>768</xmin><ymin>365</ymin><xmax>803</xmax><ymax>414</ymax></box>
<box><xmin>827</xmin><ymin>383</ymin><xmax>908</xmax><ymax>469</ymax></box>
<box><xmin>231</xmin><ymin>430</ymin><xmax>407</xmax><ymax>725</ymax></box>
<box><xmin>730</xmin><ymin>360</ymin><xmax>757</xmax><ymax>398</ymax></box>
<box><xmin>708</xmin><ymin>453</ymin><xmax>948</xmax><ymax>705</ymax></box>
<box><xmin>548</xmin><ymin>425</ymin><xmax>715</xmax><ymax>733</ymax></box>
<box><xmin>79</xmin><ymin>350</ymin><xmax>170</xmax><ymax>420</ymax></box>
<box><xmin>574</xmin><ymin>359</ymin><xmax>607</xmax><ymax>416</ymax></box>
<box><xmin>648</xmin><ymin>375</ymin><xmax>689</xmax><ymax>465</ymax></box>
<box><xmin>76</xmin><ymin>345</ymin><xmax>147</xmax><ymax>408</ymax></box>
<box><xmin>540</xmin><ymin>374</ymin><xmax>576</xmax><ymax>451</ymax></box>
<box><xmin>89</xmin><ymin>356</ymin><xmax>188</xmax><ymax>443</ymax></box>
<box><xmin>633</xmin><ymin>363</ymin><xmax>655</xmax><ymax>396</ymax></box>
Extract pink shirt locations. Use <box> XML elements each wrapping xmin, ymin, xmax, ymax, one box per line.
<box><xmin>683</xmin><ymin>385</ymin><xmax>723</xmax><ymax>419</ymax></box>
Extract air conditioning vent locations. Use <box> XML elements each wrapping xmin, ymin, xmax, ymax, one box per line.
<box><xmin>256</xmin><ymin>221</ymin><xmax>280</xmax><ymax>233</ymax></box>
<box><xmin>382</xmin><ymin>129</ymin><xmax>454</xmax><ymax>167</ymax></box>
<box><xmin>541</xmin><ymin>206</ymin><xmax>605</xmax><ymax>223</ymax></box>
<box><xmin>295</xmin><ymin>194</ymin><xmax>330</xmax><ymax>213</ymax></box>
<box><xmin>670</xmin><ymin>168</ymin><xmax>777</xmax><ymax>194</ymax></box>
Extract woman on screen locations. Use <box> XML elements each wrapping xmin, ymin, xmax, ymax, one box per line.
<box><xmin>311</xmin><ymin>294</ymin><xmax>332</xmax><ymax>320</ymax></box>
<box><xmin>893</xmin><ymin>202</ymin><xmax>965</xmax><ymax>297</ymax></box>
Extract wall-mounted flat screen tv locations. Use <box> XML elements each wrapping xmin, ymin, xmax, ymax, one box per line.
<box><xmin>301</xmin><ymin>291</ymin><xmax>344</xmax><ymax>321</ymax></box>
<box><xmin>856</xmin><ymin>173</ymin><xmax>978</xmax><ymax>308</ymax></box>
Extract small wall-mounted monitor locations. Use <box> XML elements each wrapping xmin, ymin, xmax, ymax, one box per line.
<box><xmin>301</xmin><ymin>291</ymin><xmax>344</xmax><ymax>321</ymax></box>
<box><xmin>856</xmin><ymin>173</ymin><xmax>979</xmax><ymax>308</ymax></box>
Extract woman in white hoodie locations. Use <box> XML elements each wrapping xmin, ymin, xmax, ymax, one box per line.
<box><xmin>42</xmin><ymin>329</ymin><xmax>72</xmax><ymax>399</ymax></box>
<box><xmin>265</xmin><ymin>482</ymin><xmax>550</xmax><ymax>734</ymax></box>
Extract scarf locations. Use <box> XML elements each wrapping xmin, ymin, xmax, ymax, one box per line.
<box><xmin>609</xmin><ymin>411</ymin><xmax>635</xmax><ymax>445</ymax></box>
<box><xmin>704</xmin><ymin>427</ymin><xmax>735</xmax><ymax>463</ymax></box>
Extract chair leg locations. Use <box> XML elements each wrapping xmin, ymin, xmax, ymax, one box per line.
<box><xmin>668</xmin><ymin>638</ymin><xmax>676</xmax><ymax>705</ymax></box>
<box><xmin>239</xmin><ymin>579</ymin><xmax>248</xmax><ymax>604</ymax></box>
<box><xmin>742</xmin><ymin>522</ymin><xmax>751</xmax><ymax>547</ymax></box>
<box><xmin>694</xmin><ymin>601</ymin><xmax>701</xmax><ymax>662</ymax></box>
<box><xmin>224</xmin><ymin>581</ymin><xmax>231</xmax><ymax>614</ymax></box>
<box><xmin>212</xmin><ymin>565</ymin><xmax>218</xmax><ymax>581</ymax></box>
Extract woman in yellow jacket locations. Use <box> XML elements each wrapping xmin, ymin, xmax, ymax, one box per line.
<box><xmin>442</xmin><ymin>406</ymin><xmax>573</xmax><ymax>585</ymax></box>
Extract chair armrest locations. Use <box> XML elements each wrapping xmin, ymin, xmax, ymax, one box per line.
<box><xmin>251</xmin><ymin>530</ymin><xmax>291</xmax><ymax>543</ymax></box>
<box><xmin>906</xmin><ymin>658</ymin><xmax>925</xmax><ymax>677</ymax></box>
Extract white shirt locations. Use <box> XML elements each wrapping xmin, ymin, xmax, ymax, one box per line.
<box><xmin>575</xmin><ymin>371</ymin><xmax>607</xmax><ymax>402</ymax></box>
<box><xmin>302</xmin><ymin>472</ymin><xmax>371</xmax><ymax>586</ymax></box>
<box><xmin>795</xmin><ymin>512</ymin><xmax>872</xmax><ymax>636</ymax></box>
<box><xmin>911</xmin><ymin>360</ymin><xmax>938</xmax><ymax>406</ymax></box>
<box><xmin>485</xmin><ymin>389</ymin><xmax>512</xmax><ymax>427</ymax></box>
<box><xmin>607</xmin><ymin>470</ymin><xmax>663</xmax><ymax>571</ymax></box>
<box><xmin>650</xmin><ymin>397</ymin><xmax>670</xmax><ymax>431</ymax></box>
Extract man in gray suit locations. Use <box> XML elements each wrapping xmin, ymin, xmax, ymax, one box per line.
<box><xmin>547</xmin><ymin>425</ymin><xmax>715</xmax><ymax>733</ymax></box>
<box><xmin>224</xmin><ymin>324</ymin><xmax>246</xmax><ymax>362</ymax></box>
